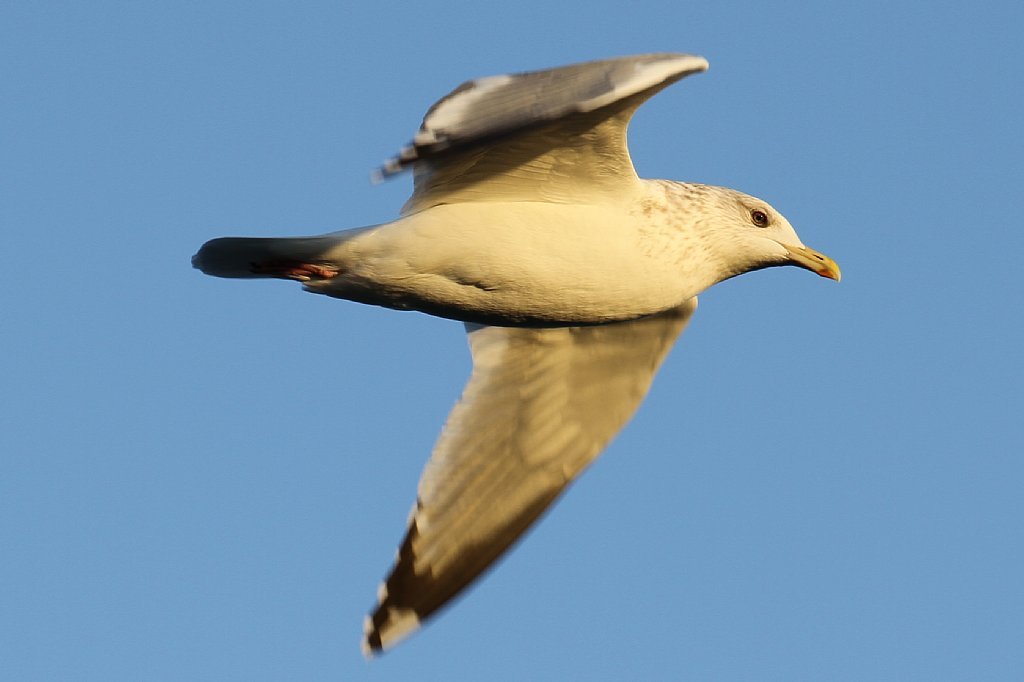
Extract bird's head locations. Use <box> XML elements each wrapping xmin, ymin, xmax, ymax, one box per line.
<box><xmin>697</xmin><ymin>186</ymin><xmax>841</xmax><ymax>284</ymax></box>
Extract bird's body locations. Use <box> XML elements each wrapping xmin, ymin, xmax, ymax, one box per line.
<box><xmin>192</xmin><ymin>53</ymin><xmax>840</xmax><ymax>654</ymax></box>
<box><xmin>201</xmin><ymin>180</ymin><xmax>780</xmax><ymax>327</ymax></box>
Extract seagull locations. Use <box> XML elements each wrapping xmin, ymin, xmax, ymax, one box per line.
<box><xmin>192</xmin><ymin>52</ymin><xmax>840</xmax><ymax>655</ymax></box>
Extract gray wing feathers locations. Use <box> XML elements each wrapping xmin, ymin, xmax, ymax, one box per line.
<box><xmin>382</xmin><ymin>53</ymin><xmax>707</xmax><ymax>213</ymax></box>
<box><xmin>363</xmin><ymin>299</ymin><xmax>698</xmax><ymax>654</ymax></box>
<box><xmin>378</xmin><ymin>53</ymin><xmax>708</xmax><ymax>178</ymax></box>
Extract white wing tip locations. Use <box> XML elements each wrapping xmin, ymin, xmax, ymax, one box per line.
<box><xmin>671</xmin><ymin>53</ymin><xmax>709</xmax><ymax>71</ymax></box>
<box><xmin>628</xmin><ymin>53</ymin><xmax>710</xmax><ymax>88</ymax></box>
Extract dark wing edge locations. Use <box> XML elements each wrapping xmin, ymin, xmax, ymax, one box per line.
<box><xmin>362</xmin><ymin>298</ymin><xmax>698</xmax><ymax>655</ymax></box>
<box><xmin>373</xmin><ymin>53</ymin><xmax>708</xmax><ymax>180</ymax></box>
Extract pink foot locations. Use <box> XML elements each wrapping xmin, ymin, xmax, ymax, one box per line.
<box><xmin>250</xmin><ymin>260</ymin><xmax>340</xmax><ymax>281</ymax></box>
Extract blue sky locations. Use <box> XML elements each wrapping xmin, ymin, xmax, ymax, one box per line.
<box><xmin>3</xmin><ymin>1</ymin><xmax>1022</xmax><ymax>680</ymax></box>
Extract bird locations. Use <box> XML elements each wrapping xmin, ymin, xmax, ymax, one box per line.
<box><xmin>192</xmin><ymin>52</ymin><xmax>841</xmax><ymax>655</ymax></box>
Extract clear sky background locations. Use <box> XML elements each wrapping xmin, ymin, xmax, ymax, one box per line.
<box><xmin>3</xmin><ymin>2</ymin><xmax>1022</xmax><ymax>680</ymax></box>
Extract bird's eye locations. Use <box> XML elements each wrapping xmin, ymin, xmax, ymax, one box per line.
<box><xmin>750</xmin><ymin>209</ymin><xmax>770</xmax><ymax>227</ymax></box>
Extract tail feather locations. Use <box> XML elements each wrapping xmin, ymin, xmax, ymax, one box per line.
<box><xmin>192</xmin><ymin>233</ymin><xmax>348</xmax><ymax>279</ymax></box>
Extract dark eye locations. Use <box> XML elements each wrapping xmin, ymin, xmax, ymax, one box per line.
<box><xmin>750</xmin><ymin>209</ymin><xmax>770</xmax><ymax>227</ymax></box>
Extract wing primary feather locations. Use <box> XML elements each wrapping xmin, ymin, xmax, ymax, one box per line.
<box><xmin>362</xmin><ymin>299</ymin><xmax>698</xmax><ymax>655</ymax></box>
<box><xmin>374</xmin><ymin>53</ymin><xmax>708</xmax><ymax>181</ymax></box>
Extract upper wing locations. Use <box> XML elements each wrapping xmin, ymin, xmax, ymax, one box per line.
<box><xmin>376</xmin><ymin>53</ymin><xmax>708</xmax><ymax>213</ymax></box>
<box><xmin>362</xmin><ymin>298</ymin><xmax>698</xmax><ymax>654</ymax></box>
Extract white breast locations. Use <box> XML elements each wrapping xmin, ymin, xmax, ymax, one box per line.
<box><xmin>315</xmin><ymin>189</ymin><xmax>703</xmax><ymax>325</ymax></box>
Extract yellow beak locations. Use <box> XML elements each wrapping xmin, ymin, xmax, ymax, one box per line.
<box><xmin>782</xmin><ymin>244</ymin><xmax>842</xmax><ymax>282</ymax></box>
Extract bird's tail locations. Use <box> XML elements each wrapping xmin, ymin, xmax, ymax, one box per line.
<box><xmin>191</xmin><ymin>230</ymin><xmax>366</xmax><ymax>280</ymax></box>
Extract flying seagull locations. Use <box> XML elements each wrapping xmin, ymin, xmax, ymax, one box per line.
<box><xmin>192</xmin><ymin>52</ymin><xmax>840</xmax><ymax>655</ymax></box>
